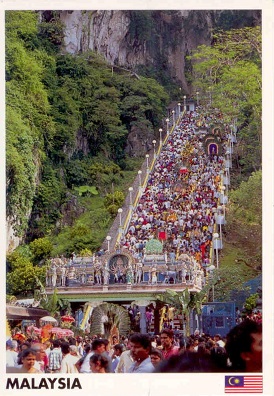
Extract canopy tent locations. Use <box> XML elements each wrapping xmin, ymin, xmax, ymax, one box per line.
<box><xmin>39</xmin><ymin>316</ymin><xmax>58</xmax><ymax>325</ymax></box>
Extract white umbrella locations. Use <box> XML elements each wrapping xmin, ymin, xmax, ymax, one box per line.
<box><xmin>39</xmin><ymin>316</ymin><xmax>58</xmax><ymax>324</ymax></box>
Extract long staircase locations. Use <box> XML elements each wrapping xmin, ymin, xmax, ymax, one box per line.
<box><xmin>46</xmin><ymin>101</ymin><xmax>237</xmax><ymax>335</ymax></box>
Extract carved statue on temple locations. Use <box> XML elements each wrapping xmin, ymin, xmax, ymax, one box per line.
<box><xmin>51</xmin><ymin>265</ymin><xmax>57</xmax><ymax>287</ymax></box>
<box><xmin>94</xmin><ymin>265</ymin><xmax>102</xmax><ymax>284</ymax></box>
<box><xmin>150</xmin><ymin>267</ymin><xmax>158</xmax><ymax>285</ymax></box>
<box><xmin>103</xmin><ymin>264</ymin><xmax>110</xmax><ymax>285</ymax></box>
<box><xmin>135</xmin><ymin>262</ymin><xmax>143</xmax><ymax>284</ymax></box>
<box><xmin>60</xmin><ymin>265</ymin><xmax>67</xmax><ymax>286</ymax></box>
<box><xmin>126</xmin><ymin>264</ymin><xmax>134</xmax><ymax>284</ymax></box>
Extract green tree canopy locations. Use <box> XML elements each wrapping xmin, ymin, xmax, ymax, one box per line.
<box><xmin>190</xmin><ymin>26</ymin><xmax>261</xmax><ymax>174</ymax></box>
<box><xmin>6</xmin><ymin>250</ymin><xmax>46</xmax><ymax>296</ymax></box>
<box><xmin>229</xmin><ymin>170</ymin><xmax>262</xmax><ymax>225</ymax></box>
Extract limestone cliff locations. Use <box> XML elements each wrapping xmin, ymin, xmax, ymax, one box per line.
<box><xmin>59</xmin><ymin>9</ymin><xmax>260</xmax><ymax>93</ymax></box>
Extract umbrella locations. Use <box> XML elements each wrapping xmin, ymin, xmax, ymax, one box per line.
<box><xmin>50</xmin><ymin>327</ymin><xmax>74</xmax><ymax>337</ymax></box>
<box><xmin>26</xmin><ymin>326</ymin><xmax>42</xmax><ymax>334</ymax></box>
<box><xmin>61</xmin><ymin>315</ymin><xmax>75</xmax><ymax>323</ymax></box>
<box><xmin>39</xmin><ymin>316</ymin><xmax>58</xmax><ymax>324</ymax></box>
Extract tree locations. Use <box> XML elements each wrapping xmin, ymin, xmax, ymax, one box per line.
<box><xmin>154</xmin><ymin>287</ymin><xmax>211</xmax><ymax>336</ymax></box>
<box><xmin>39</xmin><ymin>287</ymin><xmax>71</xmax><ymax>318</ymax></box>
<box><xmin>190</xmin><ymin>26</ymin><xmax>261</xmax><ymax>174</ymax></box>
<box><xmin>213</xmin><ymin>267</ymin><xmax>253</xmax><ymax>302</ymax></box>
<box><xmin>6</xmin><ymin>11</ymin><xmax>55</xmax><ymax>237</ymax></box>
<box><xmin>6</xmin><ymin>12</ymin><xmax>170</xmax><ymax>244</ymax></box>
<box><xmin>243</xmin><ymin>293</ymin><xmax>259</xmax><ymax>314</ymax></box>
<box><xmin>229</xmin><ymin>170</ymin><xmax>262</xmax><ymax>225</ymax></box>
<box><xmin>6</xmin><ymin>251</ymin><xmax>46</xmax><ymax>296</ymax></box>
<box><xmin>104</xmin><ymin>191</ymin><xmax>125</xmax><ymax>217</ymax></box>
<box><xmin>29</xmin><ymin>237</ymin><xmax>53</xmax><ymax>263</ymax></box>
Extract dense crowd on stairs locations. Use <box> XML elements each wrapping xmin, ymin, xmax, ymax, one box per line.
<box><xmin>119</xmin><ymin>108</ymin><xmax>227</xmax><ymax>274</ymax></box>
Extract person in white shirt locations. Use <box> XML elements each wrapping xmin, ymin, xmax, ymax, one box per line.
<box><xmin>6</xmin><ymin>340</ymin><xmax>18</xmax><ymax>368</ymax></box>
<box><xmin>115</xmin><ymin>349</ymin><xmax>134</xmax><ymax>373</ymax></box>
<box><xmin>127</xmin><ymin>334</ymin><xmax>154</xmax><ymax>373</ymax></box>
<box><xmin>111</xmin><ymin>344</ymin><xmax>124</xmax><ymax>372</ymax></box>
<box><xmin>79</xmin><ymin>339</ymin><xmax>106</xmax><ymax>373</ymax></box>
<box><xmin>60</xmin><ymin>342</ymin><xmax>79</xmax><ymax>373</ymax></box>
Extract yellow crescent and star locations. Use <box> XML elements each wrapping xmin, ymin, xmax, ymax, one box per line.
<box><xmin>228</xmin><ymin>377</ymin><xmax>241</xmax><ymax>386</ymax></box>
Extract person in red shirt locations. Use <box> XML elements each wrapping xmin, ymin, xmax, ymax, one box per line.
<box><xmin>160</xmin><ymin>329</ymin><xmax>179</xmax><ymax>360</ymax></box>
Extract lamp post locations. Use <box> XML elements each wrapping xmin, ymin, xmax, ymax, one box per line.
<box><xmin>138</xmin><ymin>170</ymin><xmax>142</xmax><ymax>187</ymax></box>
<box><xmin>232</xmin><ymin>120</ymin><xmax>237</xmax><ymax>143</ymax></box>
<box><xmin>223</xmin><ymin>168</ymin><xmax>230</xmax><ymax>196</ymax></box>
<box><xmin>172</xmin><ymin>110</ymin><xmax>175</xmax><ymax>126</ymax></box>
<box><xmin>159</xmin><ymin>128</ymin><xmax>163</xmax><ymax>145</ymax></box>
<box><xmin>220</xmin><ymin>185</ymin><xmax>227</xmax><ymax>205</ymax></box>
<box><xmin>230</xmin><ymin>124</ymin><xmax>236</xmax><ymax>148</ymax></box>
<box><xmin>213</xmin><ymin>233</ymin><xmax>219</xmax><ymax>269</ymax></box>
<box><xmin>229</xmin><ymin>136</ymin><xmax>233</xmax><ymax>154</ymax></box>
<box><xmin>225</xmin><ymin>150</ymin><xmax>232</xmax><ymax>169</ymax></box>
<box><xmin>145</xmin><ymin>154</ymin><xmax>149</xmax><ymax>173</ymax></box>
<box><xmin>177</xmin><ymin>103</ymin><xmax>181</xmax><ymax>117</ymax></box>
<box><xmin>207</xmin><ymin>264</ymin><xmax>216</xmax><ymax>301</ymax></box>
<box><xmin>118</xmin><ymin>208</ymin><xmax>123</xmax><ymax>227</ymax></box>
<box><xmin>216</xmin><ymin>205</ymin><xmax>225</xmax><ymax>245</ymax></box>
<box><xmin>183</xmin><ymin>95</ymin><xmax>186</xmax><ymax>111</ymax></box>
<box><xmin>166</xmin><ymin>118</ymin><xmax>170</xmax><ymax>135</ymax></box>
<box><xmin>227</xmin><ymin>140</ymin><xmax>232</xmax><ymax>161</ymax></box>
<box><xmin>196</xmin><ymin>91</ymin><xmax>199</xmax><ymax>106</ymax></box>
<box><xmin>106</xmin><ymin>235</ymin><xmax>111</xmax><ymax>252</ymax></box>
<box><xmin>152</xmin><ymin>140</ymin><xmax>156</xmax><ymax>158</ymax></box>
<box><xmin>128</xmin><ymin>187</ymin><xmax>133</xmax><ymax>207</ymax></box>
<box><xmin>225</xmin><ymin>167</ymin><xmax>230</xmax><ymax>188</ymax></box>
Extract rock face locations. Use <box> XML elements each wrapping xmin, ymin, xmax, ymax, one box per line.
<box><xmin>59</xmin><ymin>9</ymin><xmax>260</xmax><ymax>93</ymax></box>
<box><xmin>59</xmin><ymin>10</ymin><xmax>216</xmax><ymax>93</ymax></box>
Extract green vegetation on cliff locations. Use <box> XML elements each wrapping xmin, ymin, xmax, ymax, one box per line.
<box><xmin>6</xmin><ymin>11</ymin><xmax>168</xmax><ymax>243</ymax></box>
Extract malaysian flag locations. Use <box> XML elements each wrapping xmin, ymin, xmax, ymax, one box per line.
<box><xmin>225</xmin><ymin>376</ymin><xmax>263</xmax><ymax>393</ymax></box>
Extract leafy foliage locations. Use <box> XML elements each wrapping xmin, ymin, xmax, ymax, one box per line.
<box><xmin>29</xmin><ymin>237</ymin><xmax>53</xmax><ymax>263</ymax></box>
<box><xmin>243</xmin><ymin>293</ymin><xmax>259</xmax><ymax>314</ymax></box>
<box><xmin>74</xmin><ymin>186</ymin><xmax>98</xmax><ymax>196</ymax></box>
<box><xmin>39</xmin><ymin>287</ymin><xmax>71</xmax><ymax>317</ymax></box>
<box><xmin>154</xmin><ymin>288</ymin><xmax>211</xmax><ymax>335</ymax></box>
<box><xmin>6</xmin><ymin>11</ymin><xmax>54</xmax><ymax>236</ymax></box>
<box><xmin>189</xmin><ymin>26</ymin><xmax>261</xmax><ymax>174</ymax></box>
<box><xmin>79</xmin><ymin>248</ymin><xmax>92</xmax><ymax>257</ymax></box>
<box><xmin>229</xmin><ymin>171</ymin><xmax>262</xmax><ymax>225</ymax></box>
<box><xmin>6</xmin><ymin>250</ymin><xmax>46</xmax><ymax>296</ymax></box>
<box><xmin>213</xmin><ymin>264</ymin><xmax>256</xmax><ymax>302</ymax></box>
<box><xmin>104</xmin><ymin>191</ymin><xmax>125</xmax><ymax>217</ymax></box>
<box><xmin>6</xmin><ymin>11</ymin><xmax>169</xmax><ymax>242</ymax></box>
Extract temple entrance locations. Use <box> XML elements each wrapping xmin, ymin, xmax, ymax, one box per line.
<box><xmin>105</xmin><ymin>252</ymin><xmax>135</xmax><ymax>284</ymax></box>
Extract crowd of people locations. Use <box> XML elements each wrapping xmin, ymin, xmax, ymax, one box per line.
<box><xmin>43</xmin><ymin>107</ymin><xmax>231</xmax><ymax>289</ymax></box>
<box><xmin>6</xmin><ymin>318</ymin><xmax>262</xmax><ymax>373</ymax></box>
<box><xmin>120</xmin><ymin>108</ymin><xmax>228</xmax><ymax>273</ymax></box>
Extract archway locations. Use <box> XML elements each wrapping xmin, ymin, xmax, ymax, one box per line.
<box><xmin>102</xmin><ymin>251</ymin><xmax>135</xmax><ymax>285</ymax></box>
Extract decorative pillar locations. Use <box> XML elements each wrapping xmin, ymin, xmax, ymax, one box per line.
<box><xmin>131</xmin><ymin>300</ymin><xmax>156</xmax><ymax>334</ymax></box>
<box><xmin>138</xmin><ymin>305</ymin><xmax>147</xmax><ymax>334</ymax></box>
